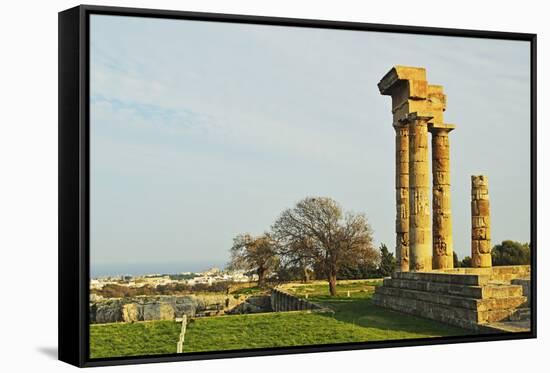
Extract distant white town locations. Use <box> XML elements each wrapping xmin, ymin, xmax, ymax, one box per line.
<box><xmin>90</xmin><ymin>267</ymin><xmax>259</xmax><ymax>290</ymax></box>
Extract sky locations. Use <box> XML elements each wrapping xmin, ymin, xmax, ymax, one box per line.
<box><xmin>89</xmin><ymin>14</ymin><xmax>531</xmax><ymax>277</ymax></box>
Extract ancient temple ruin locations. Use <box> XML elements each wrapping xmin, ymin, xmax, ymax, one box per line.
<box><xmin>378</xmin><ymin>66</ymin><xmax>455</xmax><ymax>272</ymax></box>
<box><xmin>373</xmin><ymin>66</ymin><xmax>531</xmax><ymax>332</ymax></box>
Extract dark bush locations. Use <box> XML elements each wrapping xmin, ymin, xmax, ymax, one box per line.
<box><xmin>492</xmin><ymin>240</ymin><xmax>531</xmax><ymax>266</ymax></box>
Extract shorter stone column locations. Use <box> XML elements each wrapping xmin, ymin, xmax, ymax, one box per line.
<box><xmin>471</xmin><ymin>175</ymin><xmax>492</xmax><ymax>268</ymax></box>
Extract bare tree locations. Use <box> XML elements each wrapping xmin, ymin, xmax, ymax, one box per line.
<box><xmin>277</xmin><ymin>237</ymin><xmax>317</xmax><ymax>283</ymax></box>
<box><xmin>272</xmin><ymin>197</ymin><xmax>377</xmax><ymax>296</ymax></box>
<box><xmin>228</xmin><ymin>233</ymin><xmax>279</xmax><ymax>287</ymax></box>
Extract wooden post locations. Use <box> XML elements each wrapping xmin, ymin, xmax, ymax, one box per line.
<box><xmin>176</xmin><ymin>315</ymin><xmax>187</xmax><ymax>353</ymax></box>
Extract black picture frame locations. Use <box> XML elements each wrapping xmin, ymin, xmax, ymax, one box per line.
<box><xmin>58</xmin><ymin>4</ymin><xmax>537</xmax><ymax>368</ymax></box>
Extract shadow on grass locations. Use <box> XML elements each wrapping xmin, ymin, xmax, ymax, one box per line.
<box><xmin>312</xmin><ymin>294</ymin><xmax>470</xmax><ymax>337</ymax></box>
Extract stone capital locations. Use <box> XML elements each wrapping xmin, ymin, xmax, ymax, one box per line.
<box><xmin>399</xmin><ymin>112</ymin><xmax>433</xmax><ymax>125</ymax></box>
<box><xmin>393</xmin><ymin>122</ymin><xmax>409</xmax><ymax>130</ymax></box>
<box><xmin>429</xmin><ymin>123</ymin><xmax>456</xmax><ymax>134</ymax></box>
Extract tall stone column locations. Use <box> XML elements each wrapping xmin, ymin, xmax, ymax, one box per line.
<box><xmin>405</xmin><ymin>112</ymin><xmax>432</xmax><ymax>272</ymax></box>
<box><xmin>378</xmin><ymin>66</ymin><xmax>429</xmax><ymax>272</ymax></box>
<box><xmin>471</xmin><ymin>175</ymin><xmax>492</xmax><ymax>268</ymax></box>
<box><xmin>394</xmin><ymin>122</ymin><xmax>410</xmax><ymax>271</ymax></box>
<box><xmin>430</xmin><ymin>124</ymin><xmax>455</xmax><ymax>269</ymax></box>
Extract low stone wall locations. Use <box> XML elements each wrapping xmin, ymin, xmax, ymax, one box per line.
<box><xmin>90</xmin><ymin>294</ymin><xmax>240</xmax><ymax>324</ymax></box>
<box><xmin>226</xmin><ymin>295</ymin><xmax>272</xmax><ymax>314</ymax></box>
<box><xmin>270</xmin><ymin>288</ymin><xmax>331</xmax><ymax>313</ymax></box>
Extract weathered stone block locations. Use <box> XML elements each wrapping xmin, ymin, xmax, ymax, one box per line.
<box><xmin>406</xmin><ymin>99</ymin><xmax>430</xmax><ymax>115</ymax></box>
<box><xmin>432</xmin><ymin>157</ymin><xmax>450</xmax><ymax>172</ymax></box>
<box><xmin>408</xmin><ymin>79</ymin><xmax>428</xmax><ymax>99</ymax></box>
<box><xmin>384</xmin><ymin>278</ymin><xmax>481</xmax><ymax>298</ymax></box>
<box><xmin>410</xmin><ymin>159</ymin><xmax>429</xmax><ymax>173</ymax></box>
<box><xmin>396</xmin><ymin>187</ymin><xmax>409</xmax><ymax>198</ymax></box>
<box><xmin>432</xmin><ymin>255</ymin><xmax>453</xmax><ymax>270</ymax></box>
<box><xmin>410</xmin><ymin>214</ymin><xmax>430</xmax><ymax>228</ymax></box>
<box><xmin>471</xmin><ymin>190</ymin><xmax>489</xmax><ymax>200</ymax></box>
<box><xmin>372</xmin><ymin>293</ymin><xmax>480</xmax><ymax>326</ymax></box>
<box><xmin>432</xmin><ymin>144</ymin><xmax>450</xmax><ymax>160</ymax></box>
<box><xmin>471</xmin><ymin>216</ymin><xmax>489</xmax><ymax>228</ymax></box>
<box><xmin>393</xmin><ymin>271</ymin><xmax>490</xmax><ymax>285</ymax></box>
<box><xmin>159</xmin><ymin>303</ymin><xmax>175</xmax><ymax>320</ymax></box>
<box><xmin>409</xmin><ymin>134</ymin><xmax>429</xmax><ymax>151</ymax></box>
<box><xmin>395</xmin><ymin>219</ymin><xmax>408</xmax><ymax>233</ymax></box>
<box><xmin>374</xmin><ymin>266</ymin><xmax>531</xmax><ymax>330</ymax></box>
<box><xmin>122</xmin><ymin>303</ymin><xmax>139</xmax><ymax>322</ymax></box>
<box><xmin>433</xmin><ymin>171</ymin><xmax>451</xmax><ymax>185</ymax></box>
<box><xmin>95</xmin><ymin>301</ymin><xmax>123</xmax><ymax>323</ymax></box>
<box><xmin>472</xmin><ymin>227</ymin><xmax>489</xmax><ymax>240</ymax></box>
<box><xmin>472</xmin><ymin>254</ymin><xmax>492</xmax><ymax>268</ymax></box>
<box><xmin>396</xmin><ymin>174</ymin><xmax>409</xmax><ymax>188</ymax></box>
<box><xmin>476</xmin><ymin>199</ymin><xmax>490</xmax><ymax>215</ymax></box>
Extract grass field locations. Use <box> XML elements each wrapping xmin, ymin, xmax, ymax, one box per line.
<box><xmin>89</xmin><ymin>320</ymin><xmax>181</xmax><ymax>358</ymax></box>
<box><xmin>89</xmin><ymin>280</ymin><xmax>471</xmax><ymax>358</ymax></box>
<box><xmin>230</xmin><ymin>286</ymin><xmax>267</xmax><ymax>296</ymax></box>
<box><xmin>286</xmin><ymin>280</ymin><xmax>469</xmax><ymax>339</ymax></box>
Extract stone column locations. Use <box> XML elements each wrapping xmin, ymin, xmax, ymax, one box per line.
<box><xmin>394</xmin><ymin>122</ymin><xmax>410</xmax><ymax>271</ymax></box>
<box><xmin>405</xmin><ymin>112</ymin><xmax>432</xmax><ymax>272</ymax></box>
<box><xmin>430</xmin><ymin>124</ymin><xmax>455</xmax><ymax>269</ymax></box>
<box><xmin>378</xmin><ymin>66</ymin><xmax>429</xmax><ymax>273</ymax></box>
<box><xmin>471</xmin><ymin>175</ymin><xmax>492</xmax><ymax>268</ymax></box>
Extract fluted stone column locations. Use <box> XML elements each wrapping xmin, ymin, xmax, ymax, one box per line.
<box><xmin>430</xmin><ymin>124</ymin><xmax>455</xmax><ymax>269</ymax></box>
<box><xmin>471</xmin><ymin>175</ymin><xmax>492</xmax><ymax>268</ymax></box>
<box><xmin>378</xmin><ymin>66</ymin><xmax>429</xmax><ymax>272</ymax></box>
<box><xmin>405</xmin><ymin>113</ymin><xmax>432</xmax><ymax>272</ymax></box>
<box><xmin>394</xmin><ymin>122</ymin><xmax>410</xmax><ymax>271</ymax></box>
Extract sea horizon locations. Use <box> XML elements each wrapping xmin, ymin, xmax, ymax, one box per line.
<box><xmin>91</xmin><ymin>260</ymin><xmax>228</xmax><ymax>279</ymax></box>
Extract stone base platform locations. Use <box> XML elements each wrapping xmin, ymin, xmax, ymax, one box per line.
<box><xmin>440</xmin><ymin>265</ymin><xmax>531</xmax><ymax>282</ymax></box>
<box><xmin>372</xmin><ymin>266</ymin><xmax>531</xmax><ymax>332</ymax></box>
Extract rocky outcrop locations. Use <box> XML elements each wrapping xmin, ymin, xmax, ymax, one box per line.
<box><xmin>90</xmin><ymin>294</ymin><xmax>241</xmax><ymax>324</ymax></box>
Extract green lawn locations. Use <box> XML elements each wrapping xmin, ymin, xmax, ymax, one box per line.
<box><xmin>90</xmin><ymin>280</ymin><xmax>471</xmax><ymax>358</ymax></box>
<box><xmin>184</xmin><ymin>280</ymin><xmax>468</xmax><ymax>352</ymax></box>
<box><xmin>283</xmin><ymin>279</ymin><xmax>382</xmax><ymax>298</ymax></box>
<box><xmin>230</xmin><ymin>286</ymin><xmax>267</xmax><ymax>296</ymax></box>
<box><xmin>290</xmin><ymin>280</ymin><xmax>469</xmax><ymax>340</ymax></box>
<box><xmin>89</xmin><ymin>320</ymin><xmax>181</xmax><ymax>359</ymax></box>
